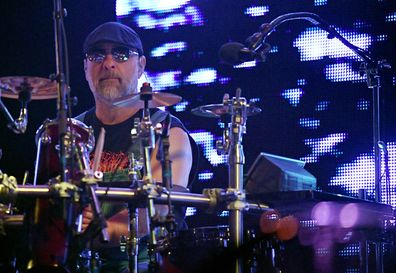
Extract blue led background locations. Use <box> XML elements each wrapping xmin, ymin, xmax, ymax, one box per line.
<box><xmin>115</xmin><ymin>0</ymin><xmax>396</xmax><ymax>207</ymax></box>
<box><xmin>0</xmin><ymin>0</ymin><xmax>395</xmax><ymax>208</ymax></box>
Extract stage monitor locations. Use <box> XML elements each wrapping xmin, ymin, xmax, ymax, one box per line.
<box><xmin>245</xmin><ymin>152</ymin><xmax>316</xmax><ymax>194</ymax></box>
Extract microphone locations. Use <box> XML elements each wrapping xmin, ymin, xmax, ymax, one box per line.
<box><xmin>219</xmin><ymin>41</ymin><xmax>271</xmax><ymax>65</ymax></box>
<box><xmin>219</xmin><ymin>12</ymin><xmax>339</xmax><ymax>66</ymax></box>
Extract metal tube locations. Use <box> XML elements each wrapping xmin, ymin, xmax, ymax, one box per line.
<box><xmin>372</xmin><ymin>83</ymin><xmax>381</xmax><ymax>203</ymax></box>
<box><xmin>13</xmin><ymin>185</ymin><xmax>268</xmax><ymax>210</ymax></box>
<box><xmin>53</xmin><ymin>0</ymin><xmax>69</xmax><ymax>183</ymax></box>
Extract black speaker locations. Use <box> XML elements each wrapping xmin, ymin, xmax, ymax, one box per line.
<box><xmin>245</xmin><ymin>152</ymin><xmax>316</xmax><ymax>194</ymax></box>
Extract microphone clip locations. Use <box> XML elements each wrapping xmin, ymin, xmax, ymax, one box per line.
<box><xmin>245</xmin><ymin>23</ymin><xmax>273</xmax><ymax>53</ymax></box>
<box><xmin>241</xmin><ymin>43</ymin><xmax>272</xmax><ymax>63</ymax></box>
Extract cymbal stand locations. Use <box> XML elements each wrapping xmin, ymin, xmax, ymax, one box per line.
<box><xmin>0</xmin><ymin>95</ymin><xmax>17</xmax><ymax>132</ymax></box>
<box><xmin>122</xmin><ymin>206</ymin><xmax>139</xmax><ymax>273</ymax></box>
<box><xmin>120</xmin><ymin>155</ymin><xmax>142</xmax><ymax>273</ymax></box>
<box><xmin>51</xmin><ymin>0</ymin><xmax>77</xmax><ymax>268</ymax></box>
<box><xmin>216</xmin><ymin>88</ymin><xmax>249</xmax><ymax>273</ymax></box>
<box><xmin>131</xmin><ymin>82</ymin><xmax>162</xmax><ymax>272</ymax></box>
<box><xmin>52</xmin><ymin>0</ymin><xmax>71</xmax><ymax>183</ymax></box>
<box><xmin>50</xmin><ymin>0</ymin><xmax>86</xmax><ymax>268</ymax></box>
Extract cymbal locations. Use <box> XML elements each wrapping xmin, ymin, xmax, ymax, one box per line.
<box><xmin>0</xmin><ymin>76</ymin><xmax>58</xmax><ymax>100</ymax></box>
<box><xmin>191</xmin><ymin>103</ymin><xmax>262</xmax><ymax>118</ymax></box>
<box><xmin>112</xmin><ymin>91</ymin><xmax>182</xmax><ymax>108</ymax></box>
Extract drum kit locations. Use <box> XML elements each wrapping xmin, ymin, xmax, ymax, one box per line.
<box><xmin>0</xmin><ymin>71</ymin><xmax>290</xmax><ymax>273</ymax></box>
<box><xmin>0</xmin><ymin>2</ymin><xmax>289</xmax><ymax>272</ymax></box>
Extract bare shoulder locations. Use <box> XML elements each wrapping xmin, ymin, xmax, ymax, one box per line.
<box><xmin>169</xmin><ymin>127</ymin><xmax>192</xmax><ymax>155</ymax></box>
<box><xmin>169</xmin><ymin>127</ymin><xmax>192</xmax><ymax>157</ymax></box>
<box><xmin>169</xmin><ymin>126</ymin><xmax>189</xmax><ymax>140</ymax></box>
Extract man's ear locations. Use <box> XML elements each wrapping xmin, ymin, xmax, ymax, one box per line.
<box><xmin>138</xmin><ymin>56</ymin><xmax>146</xmax><ymax>78</ymax></box>
<box><xmin>83</xmin><ymin>60</ymin><xmax>88</xmax><ymax>79</ymax></box>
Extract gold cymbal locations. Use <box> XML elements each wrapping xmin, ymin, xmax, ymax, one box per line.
<box><xmin>112</xmin><ymin>91</ymin><xmax>182</xmax><ymax>108</ymax></box>
<box><xmin>191</xmin><ymin>103</ymin><xmax>261</xmax><ymax>118</ymax></box>
<box><xmin>0</xmin><ymin>76</ymin><xmax>58</xmax><ymax>100</ymax></box>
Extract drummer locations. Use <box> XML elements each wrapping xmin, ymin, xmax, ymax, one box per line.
<box><xmin>76</xmin><ymin>21</ymin><xmax>197</xmax><ymax>272</ymax></box>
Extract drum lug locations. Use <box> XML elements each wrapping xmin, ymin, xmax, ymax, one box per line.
<box><xmin>40</xmin><ymin>130</ymin><xmax>52</xmax><ymax>144</ymax></box>
<box><xmin>86</xmin><ymin>126</ymin><xmax>95</xmax><ymax>152</ymax></box>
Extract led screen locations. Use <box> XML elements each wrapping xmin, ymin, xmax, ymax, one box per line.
<box><xmin>115</xmin><ymin>0</ymin><xmax>396</xmax><ymax>208</ymax></box>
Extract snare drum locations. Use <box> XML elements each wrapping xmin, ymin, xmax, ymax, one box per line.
<box><xmin>33</xmin><ymin>118</ymin><xmax>94</xmax><ymax>184</ymax></box>
<box><xmin>160</xmin><ymin>225</ymin><xmax>279</xmax><ymax>273</ymax></box>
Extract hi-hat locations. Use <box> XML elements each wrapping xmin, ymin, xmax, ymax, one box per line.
<box><xmin>112</xmin><ymin>91</ymin><xmax>182</xmax><ymax>108</ymax></box>
<box><xmin>0</xmin><ymin>76</ymin><xmax>59</xmax><ymax>100</ymax></box>
<box><xmin>191</xmin><ymin>103</ymin><xmax>261</xmax><ymax>118</ymax></box>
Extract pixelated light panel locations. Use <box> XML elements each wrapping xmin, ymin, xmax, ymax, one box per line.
<box><xmin>116</xmin><ymin>0</ymin><xmax>396</xmax><ymax>207</ymax></box>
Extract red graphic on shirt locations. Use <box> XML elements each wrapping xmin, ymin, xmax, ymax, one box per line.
<box><xmin>90</xmin><ymin>151</ymin><xmax>129</xmax><ymax>172</ymax></box>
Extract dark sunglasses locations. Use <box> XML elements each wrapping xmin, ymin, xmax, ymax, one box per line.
<box><xmin>86</xmin><ymin>47</ymin><xmax>139</xmax><ymax>63</ymax></box>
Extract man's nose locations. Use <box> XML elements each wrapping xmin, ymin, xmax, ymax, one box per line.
<box><xmin>102</xmin><ymin>54</ymin><xmax>116</xmax><ymax>69</ymax></box>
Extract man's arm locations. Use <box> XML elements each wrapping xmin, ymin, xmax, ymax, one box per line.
<box><xmin>151</xmin><ymin>126</ymin><xmax>192</xmax><ymax>189</ymax></box>
<box><xmin>139</xmin><ymin>126</ymin><xmax>193</xmax><ymax>233</ymax></box>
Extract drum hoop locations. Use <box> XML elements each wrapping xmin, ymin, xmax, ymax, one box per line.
<box><xmin>35</xmin><ymin>118</ymin><xmax>92</xmax><ymax>145</ymax></box>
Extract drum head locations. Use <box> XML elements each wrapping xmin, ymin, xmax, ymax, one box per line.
<box><xmin>34</xmin><ymin>118</ymin><xmax>93</xmax><ymax>146</ymax></box>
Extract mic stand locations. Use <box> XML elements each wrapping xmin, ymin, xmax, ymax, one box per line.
<box><xmin>360</xmin><ymin>57</ymin><xmax>390</xmax><ymax>272</ymax></box>
<box><xmin>249</xmin><ymin>12</ymin><xmax>391</xmax><ymax>204</ymax></box>
<box><xmin>246</xmin><ymin>12</ymin><xmax>338</xmax><ymax>54</ymax></box>
<box><xmin>380</xmin><ymin>142</ymin><xmax>391</xmax><ymax>205</ymax></box>
<box><xmin>358</xmin><ymin>60</ymin><xmax>391</xmax><ymax>205</ymax></box>
<box><xmin>249</xmin><ymin>12</ymin><xmax>391</xmax><ymax>273</ymax></box>
<box><xmin>325</xmin><ymin>16</ymin><xmax>391</xmax><ymax>207</ymax></box>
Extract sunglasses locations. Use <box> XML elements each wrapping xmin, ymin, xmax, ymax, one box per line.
<box><xmin>86</xmin><ymin>47</ymin><xmax>139</xmax><ymax>63</ymax></box>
